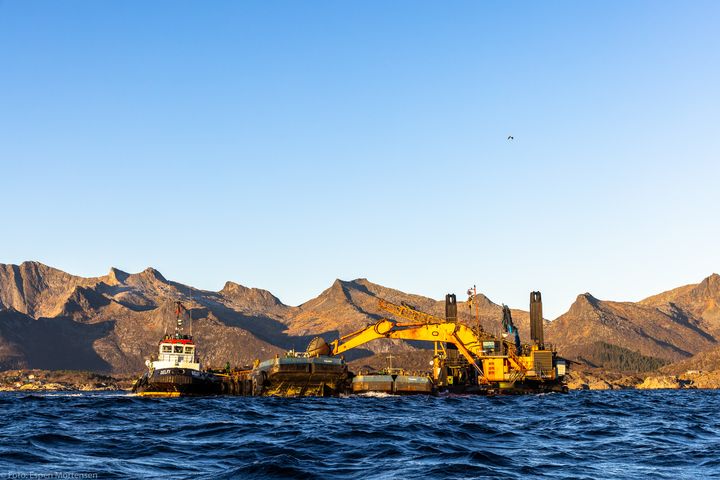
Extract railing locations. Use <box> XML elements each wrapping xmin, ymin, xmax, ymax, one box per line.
<box><xmin>504</xmin><ymin>343</ymin><xmax>528</xmax><ymax>375</ymax></box>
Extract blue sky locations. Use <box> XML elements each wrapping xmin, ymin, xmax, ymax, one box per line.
<box><xmin>0</xmin><ymin>1</ymin><xmax>718</xmax><ymax>318</ymax></box>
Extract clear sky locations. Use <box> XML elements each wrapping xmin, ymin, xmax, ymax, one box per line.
<box><xmin>1</xmin><ymin>1</ymin><xmax>718</xmax><ymax>318</ymax></box>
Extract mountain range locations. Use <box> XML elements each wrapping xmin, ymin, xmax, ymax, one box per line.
<box><xmin>1</xmin><ymin>261</ymin><xmax>719</xmax><ymax>375</ymax></box>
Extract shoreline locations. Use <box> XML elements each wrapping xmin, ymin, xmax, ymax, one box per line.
<box><xmin>2</xmin><ymin>368</ymin><xmax>719</xmax><ymax>393</ymax></box>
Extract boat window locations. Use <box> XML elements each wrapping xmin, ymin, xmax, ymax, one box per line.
<box><xmin>174</xmin><ymin>345</ymin><xmax>183</xmax><ymax>353</ymax></box>
<box><xmin>185</xmin><ymin>347</ymin><xmax>194</xmax><ymax>354</ymax></box>
<box><xmin>162</xmin><ymin>345</ymin><xmax>172</xmax><ymax>353</ymax></box>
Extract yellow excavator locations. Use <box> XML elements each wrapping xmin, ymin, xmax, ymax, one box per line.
<box><xmin>329</xmin><ymin>292</ymin><xmax>568</xmax><ymax>394</ymax></box>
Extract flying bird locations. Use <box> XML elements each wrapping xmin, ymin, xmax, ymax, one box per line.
<box><xmin>507</xmin><ymin>135</ymin><xmax>514</xmax><ymax>141</ymax></box>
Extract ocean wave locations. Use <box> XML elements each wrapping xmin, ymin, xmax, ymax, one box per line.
<box><xmin>0</xmin><ymin>390</ymin><xmax>718</xmax><ymax>479</ymax></box>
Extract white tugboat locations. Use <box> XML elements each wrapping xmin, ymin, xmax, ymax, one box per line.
<box><xmin>132</xmin><ymin>301</ymin><xmax>222</xmax><ymax>397</ymax></box>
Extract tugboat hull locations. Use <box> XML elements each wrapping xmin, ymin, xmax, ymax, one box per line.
<box><xmin>133</xmin><ymin>368</ymin><xmax>223</xmax><ymax>397</ymax></box>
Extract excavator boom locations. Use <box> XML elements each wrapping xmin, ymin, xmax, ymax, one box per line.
<box><xmin>330</xmin><ymin>317</ymin><xmax>523</xmax><ymax>371</ymax></box>
<box><xmin>377</xmin><ymin>299</ymin><xmax>444</xmax><ymax>324</ymax></box>
<box><xmin>331</xmin><ymin>318</ymin><xmax>487</xmax><ymax>378</ymax></box>
<box><xmin>327</xmin><ymin>296</ymin><xmax>564</xmax><ymax>391</ymax></box>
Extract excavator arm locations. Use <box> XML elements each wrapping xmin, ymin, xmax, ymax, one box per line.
<box><xmin>330</xmin><ymin>323</ymin><xmax>527</xmax><ymax>381</ymax></box>
<box><xmin>328</xmin><ymin>297</ymin><xmax>533</xmax><ymax>388</ymax></box>
<box><xmin>330</xmin><ymin>319</ymin><xmax>397</xmax><ymax>356</ymax></box>
<box><xmin>328</xmin><ymin>294</ymin><xmax>561</xmax><ymax>392</ymax></box>
<box><xmin>330</xmin><ymin>319</ymin><xmax>487</xmax><ymax>378</ymax></box>
<box><xmin>376</xmin><ymin>297</ymin><xmax>528</xmax><ymax>376</ymax></box>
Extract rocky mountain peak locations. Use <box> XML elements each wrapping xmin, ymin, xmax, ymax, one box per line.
<box><xmin>0</xmin><ymin>261</ymin><xmax>97</xmax><ymax>318</ymax></box>
<box><xmin>16</xmin><ymin>261</ymin><xmax>56</xmax><ymax>280</ymax></box>
<box><xmin>139</xmin><ymin>267</ymin><xmax>167</xmax><ymax>283</ymax></box>
<box><xmin>322</xmin><ymin>279</ymin><xmax>352</xmax><ymax>302</ymax></box>
<box><xmin>220</xmin><ymin>281</ymin><xmax>283</xmax><ymax>308</ymax></box>
<box><xmin>694</xmin><ymin>273</ymin><xmax>720</xmax><ymax>297</ymax></box>
<box><xmin>578</xmin><ymin>292</ymin><xmax>600</xmax><ymax>306</ymax></box>
<box><xmin>560</xmin><ymin>293</ymin><xmax>602</xmax><ymax>320</ymax></box>
<box><xmin>221</xmin><ymin>280</ymin><xmax>241</xmax><ymax>292</ymax></box>
<box><xmin>472</xmin><ymin>292</ymin><xmax>496</xmax><ymax>309</ymax></box>
<box><xmin>107</xmin><ymin>267</ymin><xmax>129</xmax><ymax>285</ymax></box>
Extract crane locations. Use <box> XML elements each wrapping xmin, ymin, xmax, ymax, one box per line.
<box><xmin>328</xmin><ymin>296</ymin><xmax>565</xmax><ymax>393</ymax></box>
<box><xmin>376</xmin><ymin>297</ymin><xmax>527</xmax><ymax>376</ymax></box>
<box><xmin>330</xmin><ymin>317</ymin><xmax>489</xmax><ymax>382</ymax></box>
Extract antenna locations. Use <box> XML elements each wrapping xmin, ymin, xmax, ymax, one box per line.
<box><xmin>467</xmin><ymin>285</ymin><xmax>481</xmax><ymax>334</ymax></box>
<box><xmin>187</xmin><ymin>284</ymin><xmax>193</xmax><ymax>336</ymax></box>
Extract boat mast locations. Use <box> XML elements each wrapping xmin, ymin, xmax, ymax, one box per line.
<box><xmin>175</xmin><ymin>301</ymin><xmax>185</xmax><ymax>337</ymax></box>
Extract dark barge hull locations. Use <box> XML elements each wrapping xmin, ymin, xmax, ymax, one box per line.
<box><xmin>352</xmin><ymin>374</ymin><xmax>434</xmax><ymax>395</ymax></box>
<box><xmin>437</xmin><ymin>379</ymin><xmax>568</xmax><ymax>395</ymax></box>
<box><xmin>251</xmin><ymin>356</ymin><xmax>350</xmax><ymax>397</ymax></box>
<box><xmin>133</xmin><ymin>364</ymin><xmax>566</xmax><ymax>397</ymax></box>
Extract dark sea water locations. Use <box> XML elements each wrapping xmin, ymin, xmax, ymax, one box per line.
<box><xmin>1</xmin><ymin>390</ymin><xmax>719</xmax><ymax>479</ymax></box>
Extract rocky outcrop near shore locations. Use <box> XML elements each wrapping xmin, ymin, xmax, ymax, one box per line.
<box><xmin>0</xmin><ymin>369</ymin><xmax>135</xmax><ymax>391</ymax></box>
<box><xmin>565</xmin><ymin>368</ymin><xmax>642</xmax><ymax>390</ymax></box>
<box><xmin>635</xmin><ymin>371</ymin><xmax>720</xmax><ymax>390</ymax></box>
<box><xmin>565</xmin><ymin>366</ymin><xmax>720</xmax><ymax>391</ymax></box>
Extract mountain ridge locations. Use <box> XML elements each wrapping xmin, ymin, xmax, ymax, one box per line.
<box><xmin>1</xmin><ymin>261</ymin><xmax>719</xmax><ymax>376</ymax></box>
